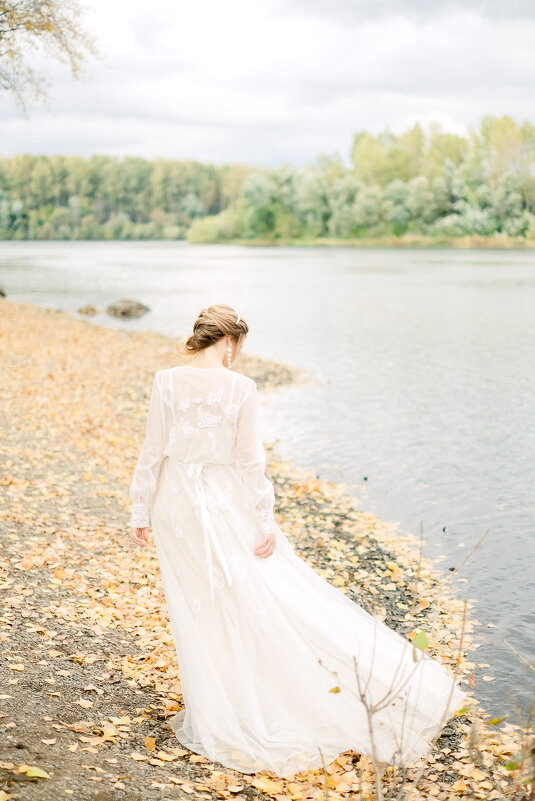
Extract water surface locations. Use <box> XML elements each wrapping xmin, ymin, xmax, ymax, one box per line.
<box><xmin>2</xmin><ymin>241</ymin><xmax>534</xmax><ymax>721</ymax></box>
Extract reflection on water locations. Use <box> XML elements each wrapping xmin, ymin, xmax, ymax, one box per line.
<box><xmin>2</xmin><ymin>241</ymin><xmax>535</xmax><ymax>720</ymax></box>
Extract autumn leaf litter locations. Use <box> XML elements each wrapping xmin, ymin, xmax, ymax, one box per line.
<box><xmin>0</xmin><ymin>300</ymin><xmax>529</xmax><ymax>801</ymax></box>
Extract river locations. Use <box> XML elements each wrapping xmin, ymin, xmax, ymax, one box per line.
<box><xmin>1</xmin><ymin>240</ymin><xmax>534</xmax><ymax>722</ymax></box>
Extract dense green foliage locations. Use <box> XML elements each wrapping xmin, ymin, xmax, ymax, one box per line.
<box><xmin>0</xmin><ymin>156</ymin><xmax>251</xmax><ymax>240</ymax></box>
<box><xmin>1</xmin><ymin>115</ymin><xmax>535</xmax><ymax>242</ymax></box>
<box><xmin>188</xmin><ymin>116</ymin><xmax>535</xmax><ymax>244</ymax></box>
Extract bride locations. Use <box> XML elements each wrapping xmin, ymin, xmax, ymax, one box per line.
<box><xmin>129</xmin><ymin>303</ymin><xmax>466</xmax><ymax>778</ymax></box>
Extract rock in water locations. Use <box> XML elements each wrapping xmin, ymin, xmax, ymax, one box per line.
<box><xmin>78</xmin><ymin>305</ymin><xmax>98</xmax><ymax>315</ymax></box>
<box><xmin>106</xmin><ymin>299</ymin><xmax>150</xmax><ymax>318</ymax></box>
<box><xmin>0</xmin><ymin>288</ymin><xmax>6</xmax><ymax>297</ymax></box>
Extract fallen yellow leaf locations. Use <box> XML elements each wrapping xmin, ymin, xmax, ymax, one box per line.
<box><xmin>25</xmin><ymin>767</ymin><xmax>51</xmax><ymax>779</ymax></box>
<box><xmin>251</xmin><ymin>777</ymin><xmax>285</xmax><ymax>793</ymax></box>
<box><xmin>155</xmin><ymin>750</ymin><xmax>177</xmax><ymax>761</ymax></box>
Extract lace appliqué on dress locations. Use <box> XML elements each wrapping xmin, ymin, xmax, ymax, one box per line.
<box><xmin>206</xmin><ymin>387</ymin><xmax>224</xmax><ymax>405</ymax></box>
<box><xmin>228</xmin><ymin>552</ymin><xmax>246</xmax><ymax>583</ymax></box>
<box><xmin>259</xmin><ymin>508</ymin><xmax>277</xmax><ymax>534</ymax></box>
<box><xmin>179</xmin><ymin>416</ymin><xmax>194</xmax><ymax>437</ymax></box>
<box><xmin>205</xmin><ymin>480</ymin><xmax>233</xmax><ymax>512</ymax></box>
<box><xmin>212</xmin><ymin>565</ymin><xmax>226</xmax><ymax>591</ymax></box>
<box><xmin>197</xmin><ymin>405</ymin><xmax>223</xmax><ymax>428</ymax></box>
<box><xmin>208</xmin><ymin>430</ymin><xmax>218</xmax><ymax>457</ymax></box>
<box><xmin>209</xmin><ymin>552</ymin><xmax>246</xmax><ymax>596</ymax></box>
<box><xmin>224</xmin><ymin>402</ymin><xmax>238</xmax><ymax>420</ymax></box>
<box><xmin>176</xmin><ymin>387</ymin><xmax>225</xmax><ymax>430</ymax></box>
<box><xmin>131</xmin><ymin>501</ymin><xmax>149</xmax><ymax>528</ymax></box>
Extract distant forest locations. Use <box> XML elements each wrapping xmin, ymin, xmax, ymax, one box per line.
<box><xmin>1</xmin><ymin>115</ymin><xmax>535</xmax><ymax>244</ymax></box>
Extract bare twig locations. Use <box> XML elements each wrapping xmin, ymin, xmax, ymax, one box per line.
<box><xmin>450</xmin><ymin>528</ymin><xmax>491</xmax><ymax>574</ymax></box>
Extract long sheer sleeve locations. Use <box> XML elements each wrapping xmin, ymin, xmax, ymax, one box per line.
<box><xmin>129</xmin><ymin>373</ymin><xmax>165</xmax><ymax>528</ymax></box>
<box><xmin>235</xmin><ymin>379</ymin><xmax>278</xmax><ymax>535</ymax></box>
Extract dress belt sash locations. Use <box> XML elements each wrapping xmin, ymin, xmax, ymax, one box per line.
<box><xmin>184</xmin><ymin>461</ymin><xmax>233</xmax><ymax>602</ymax></box>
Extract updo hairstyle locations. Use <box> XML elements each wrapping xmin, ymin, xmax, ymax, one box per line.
<box><xmin>177</xmin><ymin>304</ymin><xmax>248</xmax><ymax>362</ymax></box>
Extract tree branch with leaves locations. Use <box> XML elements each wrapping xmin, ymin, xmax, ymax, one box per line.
<box><xmin>0</xmin><ymin>0</ymin><xmax>97</xmax><ymax>107</ymax></box>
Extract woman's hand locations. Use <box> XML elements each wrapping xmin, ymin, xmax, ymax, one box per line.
<box><xmin>131</xmin><ymin>526</ymin><xmax>149</xmax><ymax>547</ymax></box>
<box><xmin>254</xmin><ymin>532</ymin><xmax>276</xmax><ymax>558</ymax></box>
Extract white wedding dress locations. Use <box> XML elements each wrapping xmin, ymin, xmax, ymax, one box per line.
<box><xmin>129</xmin><ymin>365</ymin><xmax>466</xmax><ymax>778</ymax></box>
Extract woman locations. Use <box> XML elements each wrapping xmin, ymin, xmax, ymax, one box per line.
<box><xmin>130</xmin><ymin>303</ymin><xmax>466</xmax><ymax>779</ymax></box>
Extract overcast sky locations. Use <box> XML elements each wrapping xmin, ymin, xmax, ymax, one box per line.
<box><xmin>0</xmin><ymin>0</ymin><xmax>534</xmax><ymax>167</ymax></box>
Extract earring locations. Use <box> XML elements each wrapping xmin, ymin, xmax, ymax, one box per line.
<box><xmin>227</xmin><ymin>343</ymin><xmax>232</xmax><ymax>368</ymax></box>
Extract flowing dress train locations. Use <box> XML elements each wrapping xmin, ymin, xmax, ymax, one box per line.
<box><xmin>129</xmin><ymin>365</ymin><xmax>467</xmax><ymax>778</ymax></box>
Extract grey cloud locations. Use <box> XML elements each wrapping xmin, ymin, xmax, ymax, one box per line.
<box><xmin>0</xmin><ymin>0</ymin><xmax>534</xmax><ymax>166</ymax></box>
<box><xmin>271</xmin><ymin>0</ymin><xmax>535</xmax><ymax>23</ymax></box>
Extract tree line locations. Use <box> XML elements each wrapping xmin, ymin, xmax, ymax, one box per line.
<box><xmin>1</xmin><ymin>115</ymin><xmax>534</xmax><ymax>243</ymax></box>
<box><xmin>0</xmin><ymin>156</ymin><xmax>251</xmax><ymax>240</ymax></box>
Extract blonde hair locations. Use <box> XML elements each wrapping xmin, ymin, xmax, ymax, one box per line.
<box><xmin>177</xmin><ymin>304</ymin><xmax>248</xmax><ymax>361</ymax></box>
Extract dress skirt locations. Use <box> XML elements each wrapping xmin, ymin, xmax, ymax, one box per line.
<box><xmin>150</xmin><ymin>454</ymin><xmax>467</xmax><ymax>778</ymax></box>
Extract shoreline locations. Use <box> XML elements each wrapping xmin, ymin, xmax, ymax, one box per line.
<box><xmin>0</xmin><ymin>298</ymin><xmax>528</xmax><ymax>799</ymax></box>
<box><xmin>186</xmin><ymin>234</ymin><xmax>535</xmax><ymax>249</ymax></box>
<box><xmin>2</xmin><ymin>233</ymin><xmax>535</xmax><ymax>249</ymax></box>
